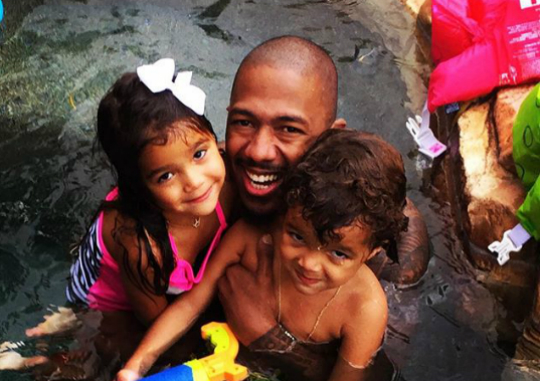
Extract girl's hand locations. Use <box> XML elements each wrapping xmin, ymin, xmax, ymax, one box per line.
<box><xmin>116</xmin><ymin>369</ymin><xmax>142</xmax><ymax>381</ymax></box>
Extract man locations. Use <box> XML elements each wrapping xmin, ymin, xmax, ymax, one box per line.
<box><xmin>218</xmin><ymin>35</ymin><xmax>428</xmax><ymax>369</ymax></box>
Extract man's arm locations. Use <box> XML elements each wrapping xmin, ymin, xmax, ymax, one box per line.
<box><xmin>368</xmin><ymin>198</ymin><xmax>429</xmax><ymax>285</ymax></box>
<box><xmin>217</xmin><ymin>233</ymin><xmax>279</xmax><ymax>347</ymax></box>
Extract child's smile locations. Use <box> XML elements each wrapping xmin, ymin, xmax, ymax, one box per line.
<box><xmin>138</xmin><ymin>126</ymin><xmax>225</xmax><ymax>221</ymax></box>
<box><xmin>276</xmin><ymin>206</ymin><xmax>378</xmax><ymax>295</ymax></box>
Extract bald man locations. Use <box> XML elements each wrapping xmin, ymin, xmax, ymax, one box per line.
<box><xmin>218</xmin><ymin>36</ymin><xmax>425</xmax><ymax>379</ymax></box>
<box><xmin>225</xmin><ymin>36</ymin><xmax>344</xmax><ymax>216</ymax></box>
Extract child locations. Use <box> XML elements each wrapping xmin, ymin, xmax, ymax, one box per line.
<box><xmin>117</xmin><ymin>128</ymin><xmax>408</xmax><ymax>381</ymax></box>
<box><xmin>64</xmin><ymin>58</ymin><xmax>235</xmax><ymax>326</ymax></box>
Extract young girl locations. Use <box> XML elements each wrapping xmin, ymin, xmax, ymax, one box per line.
<box><xmin>65</xmin><ymin>58</ymin><xmax>235</xmax><ymax>325</ymax></box>
<box><xmin>117</xmin><ymin>128</ymin><xmax>408</xmax><ymax>381</ymax></box>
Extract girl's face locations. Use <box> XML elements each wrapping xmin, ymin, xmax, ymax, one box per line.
<box><xmin>275</xmin><ymin>206</ymin><xmax>379</xmax><ymax>295</ymax></box>
<box><xmin>138</xmin><ymin>124</ymin><xmax>225</xmax><ymax>219</ymax></box>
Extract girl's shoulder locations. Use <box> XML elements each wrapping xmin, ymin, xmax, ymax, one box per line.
<box><xmin>100</xmin><ymin>208</ymin><xmax>143</xmax><ymax>263</ymax></box>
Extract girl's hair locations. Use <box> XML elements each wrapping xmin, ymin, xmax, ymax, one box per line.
<box><xmin>96</xmin><ymin>72</ymin><xmax>216</xmax><ymax>295</ymax></box>
<box><xmin>284</xmin><ymin>128</ymin><xmax>408</xmax><ymax>261</ymax></box>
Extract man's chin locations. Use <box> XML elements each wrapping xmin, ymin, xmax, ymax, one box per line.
<box><xmin>239</xmin><ymin>192</ymin><xmax>282</xmax><ymax>219</ymax></box>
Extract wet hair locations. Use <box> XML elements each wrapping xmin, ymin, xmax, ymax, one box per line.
<box><xmin>232</xmin><ymin>35</ymin><xmax>338</xmax><ymax>127</ymax></box>
<box><xmin>96</xmin><ymin>72</ymin><xmax>216</xmax><ymax>295</ymax></box>
<box><xmin>284</xmin><ymin>129</ymin><xmax>408</xmax><ymax>260</ymax></box>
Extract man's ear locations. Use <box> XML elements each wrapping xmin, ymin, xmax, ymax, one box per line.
<box><xmin>331</xmin><ymin>118</ymin><xmax>347</xmax><ymax>129</ymax></box>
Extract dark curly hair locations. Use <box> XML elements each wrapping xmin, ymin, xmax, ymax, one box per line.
<box><xmin>284</xmin><ymin>128</ymin><xmax>408</xmax><ymax>260</ymax></box>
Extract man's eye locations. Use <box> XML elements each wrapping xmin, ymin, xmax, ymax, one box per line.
<box><xmin>157</xmin><ymin>172</ymin><xmax>174</xmax><ymax>183</ymax></box>
<box><xmin>233</xmin><ymin>119</ymin><xmax>252</xmax><ymax>127</ymax></box>
<box><xmin>283</xmin><ymin>126</ymin><xmax>302</xmax><ymax>134</ymax></box>
<box><xmin>330</xmin><ymin>250</ymin><xmax>349</xmax><ymax>261</ymax></box>
<box><xmin>194</xmin><ymin>149</ymin><xmax>207</xmax><ymax>160</ymax></box>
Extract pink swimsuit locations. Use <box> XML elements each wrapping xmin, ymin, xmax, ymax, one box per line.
<box><xmin>66</xmin><ymin>189</ymin><xmax>227</xmax><ymax>311</ymax></box>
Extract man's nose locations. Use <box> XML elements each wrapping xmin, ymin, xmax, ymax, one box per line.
<box><xmin>243</xmin><ymin>126</ymin><xmax>278</xmax><ymax>163</ymax></box>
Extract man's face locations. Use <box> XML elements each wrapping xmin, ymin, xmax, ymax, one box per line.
<box><xmin>226</xmin><ymin>64</ymin><xmax>336</xmax><ymax>216</ymax></box>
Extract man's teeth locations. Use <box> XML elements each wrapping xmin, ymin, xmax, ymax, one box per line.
<box><xmin>246</xmin><ymin>171</ymin><xmax>279</xmax><ymax>184</ymax></box>
<box><xmin>252</xmin><ymin>182</ymin><xmax>270</xmax><ymax>190</ymax></box>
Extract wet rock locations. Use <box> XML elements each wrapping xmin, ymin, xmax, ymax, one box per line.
<box><xmin>459</xmin><ymin>103</ymin><xmax>526</xmax><ymax>248</ymax></box>
<box><xmin>493</xmin><ymin>85</ymin><xmax>536</xmax><ymax>174</ymax></box>
<box><xmin>457</xmin><ymin>99</ymin><xmax>539</xmax><ymax>288</ymax></box>
<box><xmin>417</xmin><ymin>0</ymin><xmax>432</xmax><ymax>38</ymax></box>
<box><xmin>400</xmin><ymin>0</ymin><xmax>426</xmax><ymax>15</ymax></box>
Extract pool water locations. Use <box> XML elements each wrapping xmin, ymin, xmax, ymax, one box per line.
<box><xmin>0</xmin><ymin>0</ymin><xmax>537</xmax><ymax>380</ymax></box>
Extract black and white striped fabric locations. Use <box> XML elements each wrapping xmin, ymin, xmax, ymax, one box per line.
<box><xmin>66</xmin><ymin>219</ymin><xmax>103</xmax><ymax>306</ymax></box>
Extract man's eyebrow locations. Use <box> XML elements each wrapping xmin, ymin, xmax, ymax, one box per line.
<box><xmin>275</xmin><ymin>115</ymin><xmax>308</xmax><ymax>125</ymax></box>
<box><xmin>228</xmin><ymin>108</ymin><xmax>255</xmax><ymax>118</ymax></box>
<box><xmin>229</xmin><ymin>108</ymin><xmax>308</xmax><ymax>125</ymax></box>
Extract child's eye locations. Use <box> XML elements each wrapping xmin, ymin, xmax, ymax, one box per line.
<box><xmin>194</xmin><ymin>149</ymin><xmax>207</xmax><ymax>160</ymax></box>
<box><xmin>157</xmin><ymin>172</ymin><xmax>174</xmax><ymax>183</ymax></box>
<box><xmin>288</xmin><ymin>230</ymin><xmax>305</xmax><ymax>243</ymax></box>
<box><xmin>329</xmin><ymin>250</ymin><xmax>349</xmax><ymax>261</ymax></box>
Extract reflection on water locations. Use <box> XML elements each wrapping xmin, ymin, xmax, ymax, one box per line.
<box><xmin>0</xmin><ymin>0</ymin><xmax>537</xmax><ymax>380</ymax></box>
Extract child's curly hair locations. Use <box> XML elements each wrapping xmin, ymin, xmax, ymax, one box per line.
<box><xmin>284</xmin><ymin>129</ymin><xmax>408</xmax><ymax>259</ymax></box>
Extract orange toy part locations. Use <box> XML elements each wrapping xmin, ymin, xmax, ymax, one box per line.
<box><xmin>198</xmin><ymin>322</ymin><xmax>248</xmax><ymax>381</ymax></box>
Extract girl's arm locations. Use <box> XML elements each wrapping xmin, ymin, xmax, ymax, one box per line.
<box><xmin>328</xmin><ymin>292</ymin><xmax>388</xmax><ymax>381</ymax></box>
<box><xmin>116</xmin><ymin>221</ymin><xmax>252</xmax><ymax>380</ymax></box>
<box><xmin>102</xmin><ymin>211</ymin><xmax>169</xmax><ymax>325</ymax></box>
<box><xmin>118</xmin><ymin>249</ymin><xmax>169</xmax><ymax>325</ymax></box>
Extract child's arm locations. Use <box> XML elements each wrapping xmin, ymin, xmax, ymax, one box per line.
<box><xmin>116</xmin><ymin>221</ymin><xmax>251</xmax><ymax>380</ymax></box>
<box><xmin>328</xmin><ymin>291</ymin><xmax>388</xmax><ymax>381</ymax></box>
<box><xmin>113</xmin><ymin>229</ymin><xmax>169</xmax><ymax>325</ymax></box>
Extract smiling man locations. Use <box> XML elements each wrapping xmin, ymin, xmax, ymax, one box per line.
<box><xmin>218</xmin><ymin>36</ymin><xmax>429</xmax><ymax>360</ymax></box>
<box><xmin>225</xmin><ymin>37</ymin><xmax>345</xmax><ymax>216</ymax></box>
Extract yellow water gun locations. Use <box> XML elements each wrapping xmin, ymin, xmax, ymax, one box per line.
<box><xmin>141</xmin><ymin>322</ymin><xmax>248</xmax><ymax>381</ymax></box>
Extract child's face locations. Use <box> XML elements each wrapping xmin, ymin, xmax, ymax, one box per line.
<box><xmin>226</xmin><ymin>64</ymin><xmax>334</xmax><ymax>216</ymax></box>
<box><xmin>138</xmin><ymin>125</ymin><xmax>225</xmax><ymax>219</ymax></box>
<box><xmin>275</xmin><ymin>206</ymin><xmax>379</xmax><ymax>295</ymax></box>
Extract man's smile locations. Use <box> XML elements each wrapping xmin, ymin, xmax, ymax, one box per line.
<box><xmin>240</xmin><ymin>167</ymin><xmax>283</xmax><ymax>196</ymax></box>
<box><xmin>246</xmin><ymin>170</ymin><xmax>280</xmax><ymax>190</ymax></box>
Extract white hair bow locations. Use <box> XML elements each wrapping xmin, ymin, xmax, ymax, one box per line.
<box><xmin>136</xmin><ymin>58</ymin><xmax>206</xmax><ymax>116</ymax></box>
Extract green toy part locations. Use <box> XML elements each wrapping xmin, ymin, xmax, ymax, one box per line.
<box><xmin>513</xmin><ymin>82</ymin><xmax>540</xmax><ymax>240</ymax></box>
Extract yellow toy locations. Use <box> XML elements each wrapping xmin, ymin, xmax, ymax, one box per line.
<box><xmin>141</xmin><ymin>322</ymin><xmax>248</xmax><ymax>381</ymax></box>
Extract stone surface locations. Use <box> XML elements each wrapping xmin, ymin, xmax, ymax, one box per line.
<box><xmin>458</xmin><ymin>103</ymin><xmax>526</xmax><ymax>248</ymax></box>
<box><xmin>494</xmin><ymin>85</ymin><xmax>536</xmax><ymax>173</ymax></box>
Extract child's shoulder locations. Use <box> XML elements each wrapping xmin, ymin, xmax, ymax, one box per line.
<box><xmin>340</xmin><ymin>265</ymin><xmax>387</xmax><ymax>322</ymax></box>
<box><xmin>100</xmin><ymin>208</ymin><xmax>140</xmax><ymax>261</ymax></box>
<box><xmin>333</xmin><ymin>266</ymin><xmax>387</xmax><ymax>367</ymax></box>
